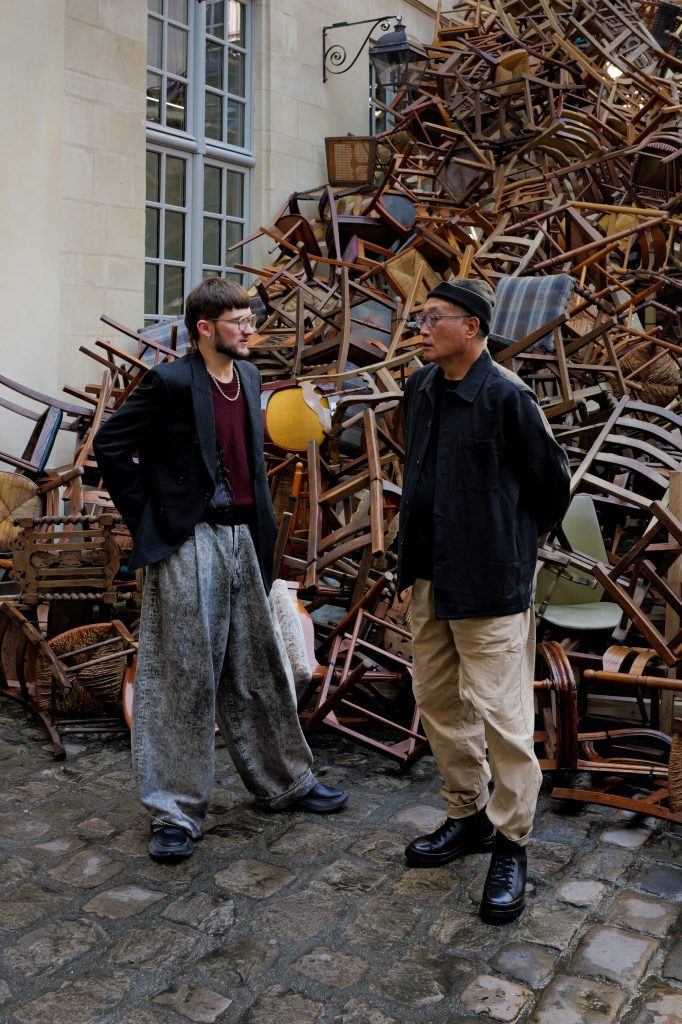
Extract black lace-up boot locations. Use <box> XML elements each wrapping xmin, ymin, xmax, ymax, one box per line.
<box><xmin>405</xmin><ymin>808</ymin><xmax>495</xmax><ymax>866</ymax></box>
<box><xmin>479</xmin><ymin>833</ymin><xmax>527</xmax><ymax>923</ymax></box>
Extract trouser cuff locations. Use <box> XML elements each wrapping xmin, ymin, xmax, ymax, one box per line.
<box><xmin>261</xmin><ymin>769</ymin><xmax>315</xmax><ymax>811</ymax></box>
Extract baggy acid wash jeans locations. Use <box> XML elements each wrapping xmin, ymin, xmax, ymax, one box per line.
<box><xmin>133</xmin><ymin>521</ymin><xmax>315</xmax><ymax>838</ymax></box>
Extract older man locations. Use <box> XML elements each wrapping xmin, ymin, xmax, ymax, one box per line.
<box><xmin>398</xmin><ymin>279</ymin><xmax>570</xmax><ymax>922</ymax></box>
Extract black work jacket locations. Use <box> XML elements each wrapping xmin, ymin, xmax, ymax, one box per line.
<box><xmin>93</xmin><ymin>351</ymin><xmax>277</xmax><ymax>590</ymax></box>
<box><xmin>398</xmin><ymin>348</ymin><xmax>570</xmax><ymax>620</ymax></box>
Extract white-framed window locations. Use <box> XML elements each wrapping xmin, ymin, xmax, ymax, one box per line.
<box><xmin>145</xmin><ymin>0</ymin><xmax>252</xmax><ymax>324</ymax></box>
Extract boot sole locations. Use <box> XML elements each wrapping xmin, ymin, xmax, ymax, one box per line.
<box><xmin>148</xmin><ymin>840</ymin><xmax>194</xmax><ymax>861</ymax></box>
<box><xmin>479</xmin><ymin>897</ymin><xmax>525</xmax><ymax>924</ymax></box>
<box><xmin>405</xmin><ymin>833</ymin><xmax>495</xmax><ymax>867</ymax></box>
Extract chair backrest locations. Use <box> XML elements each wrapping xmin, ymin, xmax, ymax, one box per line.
<box><xmin>535</xmin><ymin>494</ymin><xmax>606</xmax><ymax>607</ymax></box>
<box><xmin>490</xmin><ymin>273</ymin><xmax>574</xmax><ymax>352</ymax></box>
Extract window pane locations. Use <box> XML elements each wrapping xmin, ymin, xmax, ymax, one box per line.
<box><xmin>204</xmin><ymin>165</ymin><xmax>222</xmax><ymax>213</ymax></box>
<box><xmin>147</xmin><ymin>16</ymin><xmax>162</xmax><ymax>68</ymax></box>
<box><xmin>145</xmin><ymin>263</ymin><xmax>159</xmax><ymax>315</ymax></box>
<box><xmin>148</xmin><ymin>0</ymin><xmax>162</xmax><ymax>14</ymax></box>
<box><xmin>228</xmin><ymin>49</ymin><xmax>245</xmax><ymax>96</ymax></box>
<box><xmin>146</xmin><ymin>151</ymin><xmax>160</xmax><ymax>202</ymax></box>
<box><xmin>164</xmin><ymin>266</ymin><xmax>184</xmax><ymax>315</ymax></box>
<box><xmin>225</xmin><ymin>170</ymin><xmax>243</xmax><ymax>217</ymax></box>
<box><xmin>165</xmin><ymin>211</ymin><xmax>185</xmax><ymax>261</ymax></box>
<box><xmin>206</xmin><ymin>0</ymin><xmax>225</xmax><ymax>39</ymax></box>
<box><xmin>227</xmin><ymin>100</ymin><xmax>244</xmax><ymax>146</ymax></box>
<box><xmin>168</xmin><ymin>0</ymin><xmax>188</xmax><ymax>25</ymax></box>
<box><xmin>147</xmin><ymin>71</ymin><xmax>162</xmax><ymax>123</ymax></box>
<box><xmin>165</xmin><ymin>156</ymin><xmax>186</xmax><ymax>206</ymax></box>
<box><xmin>166</xmin><ymin>79</ymin><xmax>187</xmax><ymax>130</ymax></box>
<box><xmin>228</xmin><ymin>1</ymin><xmax>244</xmax><ymax>45</ymax></box>
<box><xmin>225</xmin><ymin>221</ymin><xmax>243</xmax><ymax>265</ymax></box>
<box><xmin>206</xmin><ymin>42</ymin><xmax>224</xmax><ymax>89</ymax></box>
<box><xmin>168</xmin><ymin>25</ymin><xmax>188</xmax><ymax>76</ymax></box>
<box><xmin>205</xmin><ymin>92</ymin><xmax>223</xmax><ymax>140</ymax></box>
<box><xmin>146</xmin><ymin>207</ymin><xmax>160</xmax><ymax>258</ymax></box>
<box><xmin>203</xmin><ymin>217</ymin><xmax>220</xmax><ymax>265</ymax></box>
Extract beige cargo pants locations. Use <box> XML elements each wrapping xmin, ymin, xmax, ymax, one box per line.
<box><xmin>411</xmin><ymin>579</ymin><xmax>542</xmax><ymax>846</ymax></box>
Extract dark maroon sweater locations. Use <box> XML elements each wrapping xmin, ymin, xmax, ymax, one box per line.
<box><xmin>210</xmin><ymin>372</ymin><xmax>255</xmax><ymax>509</ymax></box>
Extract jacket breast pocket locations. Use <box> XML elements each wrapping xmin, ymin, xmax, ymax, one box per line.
<box><xmin>456</xmin><ymin>438</ymin><xmax>500</xmax><ymax>491</ymax></box>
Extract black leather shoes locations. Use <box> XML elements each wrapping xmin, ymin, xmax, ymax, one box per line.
<box><xmin>288</xmin><ymin>782</ymin><xmax>348</xmax><ymax>814</ymax></box>
<box><xmin>479</xmin><ymin>833</ymin><xmax>527</xmax><ymax>923</ymax></box>
<box><xmin>405</xmin><ymin>808</ymin><xmax>495</xmax><ymax>866</ymax></box>
<box><xmin>148</xmin><ymin>825</ymin><xmax>194</xmax><ymax>862</ymax></box>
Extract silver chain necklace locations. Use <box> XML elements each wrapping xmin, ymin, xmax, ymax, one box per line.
<box><xmin>208</xmin><ymin>367</ymin><xmax>241</xmax><ymax>402</ymax></box>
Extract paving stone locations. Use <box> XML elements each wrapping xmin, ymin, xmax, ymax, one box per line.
<box><xmin>3</xmin><ymin>781</ymin><xmax>60</xmax><ymax>803</ymax></box>
<box><xmin>631</xmin><ymin>860</ymin><xmax>682</xmax><ymax>901</ymax></box>
<box><xmin>116</xmin><ymin>1012</ymin><xmax>165</xmax><ymax>1024</ymax></box>
<box><xmin>607</xmin><ymin>890</ymin><xmax>679</xmax><ymax>936</ymax></box>
<box><xmin>529</xmin><ymin>974</ymin><xmax>627</xmax><ymax>1023</ymax></box>
<box><xmin>202</xmin><ymin>814</ymin><xmax>265</xmax><ymax>852</ymax></box>
<box><xmin>139</xmin><ymin>853</ymin><xmax>206</xmax><ymax>883</ymax></box>
<box><xmin>162</xmin><ymin>891</ymin><xmax>236</xmax><ymax>935</ymax></box>
<box><xmin>328</xmin><ymin>791</ymin><xmax>381</xmax><ymax>821</ymax></box>
<box><xmin>533</xmin><ymin>815</ymin><xmax>591</xmax><ymax>845</ymax></box>
<box><xmin>251</xmin><ymin>886</ymin><xmax>346</xmax><ymax>941</ymax></box>
<box><xmin>31</xmin><ymin>836</ymin><xmax>86</xmax><ymax>858</ymax></box>
<box><xmin>198</xmin><ymin>936</ymin><xmax>280</xmax><ymax>985</ymax></box>
<box><xmin>83</xmin><ymin>883</ymin><xmax>165</xmax><ymax>919</ymax></box>
<box><xmin>76</xmin><ymin>817</ymin><xmax>115</xmax><ymax>835</ymax></box>
<box><xmin>391</xmin><ymin>867</ymin><xmax>460</xmax><ymax>902</ymax></box>
<box><xmin>0</xmin><ymin>813</ymin><xmax>51</xmax><ymax>841</ymax></box>
<box><xmin>316</xmin><ymin>858</ymin><xmax>387</xmax><ymax>896</ymax></box>
<box><xmin>643</xmin><ymin>831</ymin><xmax>682</xmax><ymax>865</ymax></box>
<box><xmin>346</xmin><ymin>830</ymin><xmax>407</xmax><ymax>866</ymax></box>
<box><xmin>0</xmin><ymin>855</ymin><xmax>35</xmax><ymax>887</ymax></box>
<box><xmin>517</xmin><ymin>904</ymin><xmax>585</xmax><ymax>950</ymax></box>
<box><xmin>246</xmin><ymin>985</ymin><xmax>325</xmax><ymax>1023</ymax></box>
<box><xmin>81</xmin><ymin>769</ymin><xmax>134</xmax><ymax>797</ymax></box>
<box><xmin>663</xmin><ymin>937</ymin><xmax>682</xmax><ymax>982</ymax></box>
<box><xmin>344</xmin><ymin>895</ymin><xmax>421</xmax><ymax>946</ymax></box>
<box><xmin>0</xmin><ymin>979</ymin><xmax>12</xmax><ymax>1004</ymax></box>
<box><xmin>214</xmin><ymin>857</ymin><xmax>296</xmax><ymax>898</ymax></box>
<box><xmin>428</xmin><ymin>909</ymin><xmax>500</xmax><ymax>953</ymax></box>
<box><xmin>13</xmin><ymin>969</ymin><xmax>131</xmax><ymax>1024</ymax></box>
<box><xmin>268</xmin><ymin>821</ymin><xmax>347</xmax><ymax>858</ymax></box>
<box><xmin>460</xmin><ymin>973</ymin><xmax>533</xmax><ymax>1021</ymax></box>
<box><xmin>292</xmin><ymin>947</ymin><xmax>368</xmax><ymax>988</ymax></box>
<box><xmin>388</xmin><ymin>802</ymin><xmax>445</xmax><ymax>831</ymax></box>
<box><xmin>630</xmin><ymin>987</ymin><xmax>682</xmax><ymax>1023</ymax></box>
<box><xmin>601</xmin><ymin>825</ymin><xmax>653</xmax><ymax>848</ymax></box>
<box><xmin>107</xmin><ymin>926</ymin><xmax>198</xmax><ymax>969</ymax></box>
<box><xmin>152</xmin><ymin>982</ymin><xmax>232</xmax><ymax>1022</ymax></box>
<box><xmin>32</xmin><ymin>795</ymin><xmax>95</xmax><ymax>823</ymax></box>
<box><xmin>332</xmin><ymin>999</ymin><xmax>399</xmax><ymax>1024</ymax></box>
<box><xmin>5</xmin><ymin>918</ymin><xmax>108</xmax><ymax>976</ymax></box>
<box><xmin>0</xmin><ymin>883</ymin><xmax>71</xmax><ymax>930</ymax></box>
<box><xmin>106</xmin><ymin>821</ymin><xmax>150</xmax><ymax>857</ymax></box>
<box><xmin>573</xmin><ymin>925</ymin><xmax>659</xmax><ymax>985</ymax></box>
<box><xmin>47</xmin><ymin>848</ymin><xmax>126</xmax><ymax>888</ymax></box>
<box><xmin>576</xmin><ymin>845</ymin><xmax>635</xmax><ymax>880</ymax></box>
<box><xmin>556</xmin><ymin>878</ymin><xmax>607</xmax><ymax>906</ymax></box>
<box><xmin>489</xmin><ymin>943</ymin><xmax>557</xmax><ymax>988</ymax></box>
<box><xmin>527</xmin><ymin>840</ymin><xmax>574</xmax><ymax>880</ymax></box>
<box><xmin>372</xmin><ymin>946</ymin><xmax>472</xmax><ymax>1006</ymax></box>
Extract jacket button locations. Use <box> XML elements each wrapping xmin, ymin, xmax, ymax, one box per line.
<box><xmin>203</xmin><ymin>492</ymin><xmax>211</xmax><ymax>501</ymax></box>
<box><xmin>178</xmin><ymin>475</ymin><xmax>185</xmax><ymax>483</ymax></box>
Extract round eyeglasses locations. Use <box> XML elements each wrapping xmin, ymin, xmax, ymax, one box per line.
<box><xmin>409</xmin><ymin>312</ymin><xmax>471</xmax><ymax>329</ymax></box>
<box><xmin>209</xmin><ymin>314</ymin><xmax>257</xmax><ymax>331</ymax></box>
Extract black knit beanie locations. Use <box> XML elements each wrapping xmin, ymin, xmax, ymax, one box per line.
<box><xmin>427</xmin><ymin>281</ymin><xmax>495</xmax><ymax>337</ymax></box>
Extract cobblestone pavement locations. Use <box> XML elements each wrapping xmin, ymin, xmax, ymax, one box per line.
<box><xmin>0</xmin><ymin>700</ymin><xmax>680</xmax><ymax>1024</ymax></box>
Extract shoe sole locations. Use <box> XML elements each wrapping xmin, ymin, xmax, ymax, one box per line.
<box><xmin>479</xmin><ymin>898</ymin><xmax>525</xmax><ymax>924</ymax></box>
<box><xmin>405</xmin><ymin>833</ymin><xmax>495</xmax><ymax>867</ymax></box>
<box><xmin>293</xmin><ymin>794</ymin><xmax>349</xmax><ymax>814</ymax></box>
<box><xmin>148</xmin><ymin>841</ymin><xmax>194</xmax><ymax>862</ymax></box>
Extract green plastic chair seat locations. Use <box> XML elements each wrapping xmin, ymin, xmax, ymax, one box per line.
<box><xmin>535</xmin><ymin>601</ymin><xmax>622</xmax><ymax>631</ymax></box>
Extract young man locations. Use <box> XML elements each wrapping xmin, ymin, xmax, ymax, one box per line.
<box><xmin>398</xmin><ymin>279</ymin><xmax>570</xmax><ymax>922</ymax></box>
<box><xmin>94</xmin><ymin>278</ymin><xmax>347</xmax><ymax>862</ymax></box>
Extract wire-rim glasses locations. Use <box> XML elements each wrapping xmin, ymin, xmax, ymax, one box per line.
<box><xmin>409</xmin><ymin>312</ymin><xmax>471</xmax><ymax>329</ymax></box>
<box><xmin>209</xmin><ymin>314</ymin><xmax>257</xmax><ymax>330</ymax></box>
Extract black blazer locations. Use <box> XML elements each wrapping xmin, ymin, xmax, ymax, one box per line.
<box><xmin>93</xmin><ymin>350</ymin><xmax>277</xmax><ymax>590</ymax></box>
